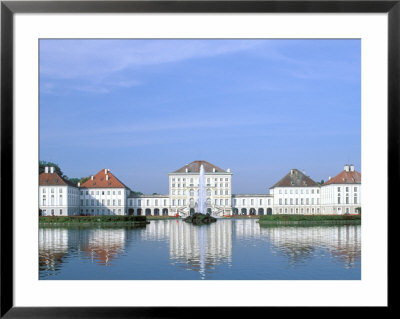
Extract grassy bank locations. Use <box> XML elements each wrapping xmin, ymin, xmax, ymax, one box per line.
<box><xmin>258</xmin><ymin>214</ymin><xmax>361</xmax><ymax>226</ymax></box>
<box><xmin>146</xmin><ymin>216</ymin><xmax>181</xmax><ymax>220</ymax></box>
<box><xmin>39</xmin><ymin>215</ymin><xmax>149</xmax><ymax>225</ymax></box>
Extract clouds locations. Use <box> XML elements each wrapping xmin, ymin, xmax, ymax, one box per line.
<box><xmin>40</xmin><ymin>39</ymin><xmax>268</xmax><ymax>94</ymax></box>
<box><xmin>39</xmin><ymin>39</ymin><xmax>361</xmax><ymax>192</ymax></box>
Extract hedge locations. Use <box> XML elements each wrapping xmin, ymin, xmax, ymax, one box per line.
<box><xmin>258</xmin><ymin>214</ymin><xmax>361</xmax><ymax>222</ymax></box>
<box><xmin>39</xmin><ymin>215</ymin><xmax>147</xmax><ymax>223</ymax></box>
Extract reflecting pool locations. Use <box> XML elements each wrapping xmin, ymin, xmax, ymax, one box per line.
<box><xmin>39</xmin><ymin>219</ymin><xmax>361</xmax><ymax>280</ymax></box>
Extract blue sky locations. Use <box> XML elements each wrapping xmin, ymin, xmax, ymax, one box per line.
<box><xmin>40</xmin><ymin>39</ymin><xmax>361</xmax><ymax>194</ymax></box>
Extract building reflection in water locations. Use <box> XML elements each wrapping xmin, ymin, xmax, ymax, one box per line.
<box><xmin>79</xmin><ymin>228</ymin><xmax>126</xmax><ymax>266</ymax></box>
<box><xmin>168</xmin><ymin>220</ymin><xmax>232</xmax><ymax>278</ymax></box>
<box><xmin>39</xmin><ymin>220</ymin><xmax>361</xmax><ymax>278</ymax></box>
<box><xmin>258</xmin><ymin>224</ymin><xmax>361</xmax><ymax>268</ymax></box>
<box><xmin>39</xmin><ymin>228</ymin><xmax>69</xmax><ymax>274</ymax></box>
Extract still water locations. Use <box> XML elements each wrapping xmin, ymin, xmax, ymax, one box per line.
<box><xmin>39</xmin><ymin>219</ymin><xmax>361</xmax><ymax>280</ymax></box>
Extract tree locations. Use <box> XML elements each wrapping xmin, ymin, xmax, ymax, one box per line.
<box><xmin>39</xmin><ymin>161</ymin><xmax>65</xmax><ymax>177</ymax></box>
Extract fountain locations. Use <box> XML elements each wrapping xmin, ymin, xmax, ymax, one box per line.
<box><xmin>184</xmin><ymin>164</ymin><xmax>216</xmax><ymax>225</ymax></box>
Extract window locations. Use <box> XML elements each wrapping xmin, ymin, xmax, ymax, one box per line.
<box><xmin>242</xmin><ymin>199</ymin><xmax>245</xmax><ymax>205</ymax></box>
<box><xmin>113</xmin><ymin>191</ymin><xmax>115</xmax><ymax>195</ymax></box>
<box><xmin>42</xmin><ymin>188</ymin><xmax>46</xmax><ymax>193</ymax></box>
<box><xmin>91</xmin><ymin>191</ymin><xmax>94</xmax><ymax>195</ymax></box>
<box><xmin>42</xmin><ymin>198</ymin><xmax>46</xmax><ymax>205</ymax></box>
<box><xmin>118</xmin><ymin>199</ymin><xmax>121</xmax><ymax>206</ymax></box>
<box><xmin>285</xmin><ymin>199</ymin><xmax>287</xmax><ymax>205</ymax></box>
<box><xmin>51</xmin><ymin>188</ymin><xmax>54</xmax><ymax>193</ymax></box>
<box><xmin>279</xmin><ymin>199</ymin><xmax>282</xmax><ymax>205</ymax></box>
<box><xmin>155</xmin><ymin>200</ymin><xmax>158</xmax><ymax>206</ymax></box>
<box><xmin>295</xmin><ymin>198</ymin><xmax>298</xmax><ymax>205</ymax></box>
<box><xmin>301</xmin><ymin>198</ymin><xmax>304</xmax><ymax>205</ymax></box>
<box><xmin>113</xmin><ymin>200</ymin><xmax>116</xmax><ymax>206</ymax></box>
<box><xmin>306</xmin><ymin>198</ymin><xmax>309</xmax><ymax>205</ymax></box>
<box><xmin>102</xmin><ymin>191</ymin><xmax>105</xmax><ymax>195</ymax></box>
<box><xmin>146</xmin><ymin>200</ymin><xmax>149</xmax><ymax>206</ymax></box>
<box><xmin>338</xmin><ymin>196</ymin><xmax>341</xmax><ymax>204</ymax></box>
<box><xmin>311</xmin><ymin>189</ymin><xmax>314</xmax><ymax>194</ymax></box>
<box><xmin>260</xmin><ymin>199</ymin><xmax>263</xmax><ymax>205</ymax></box>
<box><xmin>91</xmin><ymin>199</ymin><xmax>94</xmax><ymax>206</ymax></box>
<box><xmin>354</xmin><ymin>196</ymin><xmax>358</xmax><ymax>204</ymax></box>
<box><xmin>86</xmin><ymin>199</ymin><xmax>89</xmax><ymax>206</ymax></box>
<box><xmin>107</xmin><ymin>199</ymin><xmax>110</xmax><ymax>205</ymax></box>
<box><xmin>311</xmin><ymin>198</ymin><xmax>314</xmax><ymax>205</ymax></box>
<box><xmin>96</xmin><ymin>191</ymin><xmax>99</xmax><ymax>195</ymax></box>
<box><xmin>220</xmin><ymin>199</ymin><xmax>223</xmax><ymax>205</ymax></box>
<box><xmin>107</xmin><ymin>191</ymin><xmax>110</xmax><ymax>195</ymax></box>
<box><xmin>354</xmin><ymin>187</ymin><xmax>358</xmax><ymax>192</ymax></box>
<box><xmin>290</xmin><ymin>198</ymin><xmax>293</xmax><ymax>205</ymax></box>
<box><xmin>251</xmin><ymin>199</ymin><xmax>254</xmax><ymax>205</ymax></box>
<box><xmin>225</xmin><ymin>199</ymin><xmax>228</xmax><ymax>205</ymax></box>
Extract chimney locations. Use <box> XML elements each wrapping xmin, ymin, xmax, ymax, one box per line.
<box><xmin>328</xmin><ymin>176</ymin><xmax>331</xmax><ymax>180</ymax></box>
<box><xmin>91</xmin><ymin>175</ymin><xmax>94</xmax><ymax>180</ymax></box>
<box><xmin>344</xmin><ymin>164</ymin><xmax>350</xmax><ymax>172</ymax></box>
<box><xmin>104</xmin><ymin>169</ymin><xmax>107</xmax><ymax>174</ymax></box>
<box><xmin>350</xmin><ymin>164</ymin><xmax>355</xmax><ymax>172</ymax></box>
<box><xmin>50</xmin><ymin>167</ymin><xmax>54</xmax><ymax>174</ymax></box>
<box><xmin>185</xmin><ymin>168</ymin><xmax>188</xmax><ymax>173</ymax></box>
<box><xmin>44</xmin><ymin>166</ymin><xmax>49</xmax><ymax>173</ymax></box>
<box><xmin>106</xmin><ymin>175</ymin><xmax>109</xmax><ymax>180</ymax></box>
<box><xmin>227</xmin><ymin>168</ymin><xmax>230</xmax><ymax>172</ymax></box>
<box><xmin>290</xmin><ymin>169</ymin><xmax>294</xmax><ymax>175</ymax></box>
<box><xmin>213</xmin><ymin>168</ymin><xmax>216</xmax><ymax>172</ymax></box>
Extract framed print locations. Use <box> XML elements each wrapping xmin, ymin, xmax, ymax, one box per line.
<box><xmin>1</xmin><ymin>0</ymin><xmax>396</xmax><ymax>317</ymax></box>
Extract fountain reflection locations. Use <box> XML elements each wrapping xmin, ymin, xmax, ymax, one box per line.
<box><xmin>39</xmin><ymin>220</ymin><xmax>361</xmax><ymax>279</ymax></box>
<box><xmin>168</xmin><ymin>220</ymin><xmax>232</xmax><ymax>278</ymax></box>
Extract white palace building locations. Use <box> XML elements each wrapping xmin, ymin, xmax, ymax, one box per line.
<box><xmin>39</xmin><ymin>160</ymin><xmax>361</xmax><ymax>217</ymax></box>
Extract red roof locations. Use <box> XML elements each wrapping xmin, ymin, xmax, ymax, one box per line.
<box><xmin>80</xmin><ymin>169</ymin><xmax>128</xmax><ymax>189</ymax></box>
<box><xmin>173</xmin><ymin>160</ymin><xmax>227</xmax><ymax>173</ymax></box>
<box><xmin>39</xmin><ymin>171</ymin><xmax>76</xmax><ymax>187</ymax></box>
<box><xmin>324</xmin><ymin>170</ymin><xmax>361</xmax><ymax>185</ymax></box>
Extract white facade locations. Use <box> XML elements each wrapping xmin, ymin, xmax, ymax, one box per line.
<box><xmin>79</xmin><ymin>187</ymin><xmax>128</xmax><ymax>216</ymax></box>
<box><xmin>168</xmin><ymin>169</ymin><xmax>233</xmax><ymax>216</ymax></box>
<box><xmin>39</xmin><ymin>167</ymin><xmax>80</xmax><ymax>216</ymax></box>
<box><xmin>320</xmin><ymin>165</ymin><xmax>361</xmax><ymax>215</ymax></box>
<box><xmin>39</xmin><ymin>163</ymin><xmax>361</xmax><ymax>217</ymax></box>
<box><xmin>272</xmin><ymin>186</ymin><xmax>321</xmax><ymax>215</ymax></box>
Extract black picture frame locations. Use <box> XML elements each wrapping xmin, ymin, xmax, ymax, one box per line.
<box><xmin>1</xmin><ymin>0</ymin><xmax>396</xmax><ymax>317</ymax></box>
